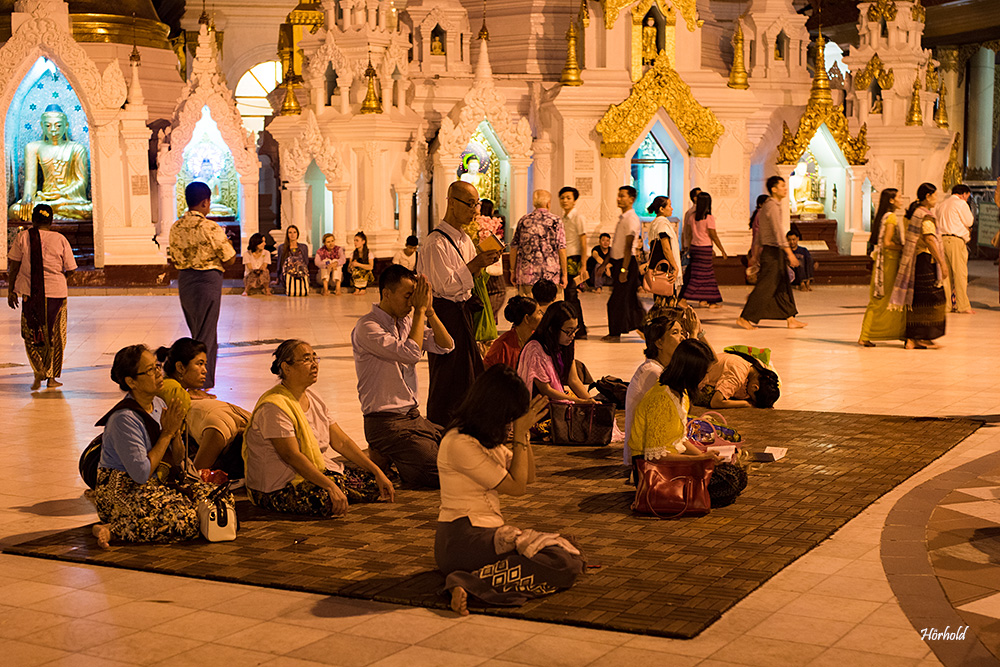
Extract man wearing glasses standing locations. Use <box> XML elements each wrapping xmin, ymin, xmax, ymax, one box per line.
<box><xmin>415</xmin><ymin>181</ymin><xmax>502</xmax><ymax>427</ymax></box>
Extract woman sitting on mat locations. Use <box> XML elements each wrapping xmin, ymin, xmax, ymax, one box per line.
<box><xmin>483</xmin><ymin>295</ymin><xmax>543</xmax><ymax>370</ymax></box>
<box><xmin>693</xmin><ymin>350</ymin><xmax>780</xmax><ymax>409</ymax></box>
<box><xmin>88</xmin><ymin>345</ymin><xmax>234</xmax><ymax>548</ymax></box>
<box><xmin>155</xmin><ymin>338</ymin><xmax>251</xmax><ymax>479</ymax></box>
<box><xmin>243</xmin><ymin>339</ymin><xmax>394</xmax><ymax>517</ymax></box>
<box><xmin>629</xmin><ymin>338</ymin><xmax>719</xmax><ymax>465</ymax></box>
<box><xmin>436</xmin><ymin>364</ymin><xmax>587</xmax><ymax>615</ymax></box>
<box><xmin>516</xmin><ymin>301</ymin><xmax>595</xmax><ymax>404</ymax></box>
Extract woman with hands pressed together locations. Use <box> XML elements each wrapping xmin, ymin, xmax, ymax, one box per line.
<box><xmin>243</xmin><ymin>339</ymin><xmax>394</xmax><ymax>517</ymax></box>
<box><xmin>88</xmin><ymin>345</ymin><xmax>233</xmax><ymax>548</ymax></box>
<box><xmin>436</xmin><ymin>365</ymin><xmax>586</xmax><ymax>615</ymax></box>
<box><xmin>517</xmin><ymin>301</ymin><xmax>595</xmax><ymax>404</ymax></box>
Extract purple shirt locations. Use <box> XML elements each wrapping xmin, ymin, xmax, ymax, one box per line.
<box><xmin>351</xmin><ymin>304</ymin><xmax>455</xmax><ymax>415</ymax></box>
<box><xmin>511</xmin><ymin>208</ymin><xmax>566</xmax><ymax>285</ymax></box>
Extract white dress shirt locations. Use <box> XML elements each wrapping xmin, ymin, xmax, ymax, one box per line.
<box><xmin>562</xmin><ymin>207</ymin><xmax>586</xmax><ymax>257</ymax></box>
<box><xmin>935</xmin><ymin>195</ymin><xmax>974</xmax><ymax>242</ymax></box>
<box><xmin>415</xmin><ymin>221</ymin><xmax>475</xmax><ymax>301</ymax></box>
<box><xmin>610</xmin><ymin>209</ymin><xmax>642</xmax><ymax>260</ymax></box>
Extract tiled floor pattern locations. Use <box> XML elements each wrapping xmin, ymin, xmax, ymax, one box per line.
<box><xmin>2</xmin><ymin>261</ymin><xmax>1000</xmax><ymax>665</ymax></box>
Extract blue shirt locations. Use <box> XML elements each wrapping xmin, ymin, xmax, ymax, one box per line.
<box><xmin>98</xmin><ymin>395</ymin><xmax>165</xmax><ymax>483</ymax></box>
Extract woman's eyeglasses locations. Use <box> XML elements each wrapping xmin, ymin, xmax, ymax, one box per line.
<box><xmin>136</xmin><ymin>363</ymin><xmax>163</xmax><ymax>378</ymax></box>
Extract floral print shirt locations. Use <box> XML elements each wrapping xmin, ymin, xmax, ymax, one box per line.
<box><xmin>168</xmin><ymin>210</ymin><xmax>236</xmax><ymax>271</ymax></box>
<box><xmin>511</xmin><ymin>208</ymin><xmax>565</xmax><ymax>285</ymax></box>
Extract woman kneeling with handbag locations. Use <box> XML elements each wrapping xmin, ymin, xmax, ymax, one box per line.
<box><xmin>628</xmin><ymin>339</ymin><xmax>746</xmax><ymax>517</ymax></box>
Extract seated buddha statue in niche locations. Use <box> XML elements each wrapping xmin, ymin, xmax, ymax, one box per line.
<box><xmin>194</xmin><ymin>157</ymin><xmax>235</xmax><ymax>218</ymax></box>
<box><xmin>789</xmin><ymin>161</ymin><xmax>825</xmax><ymax>215</ymax></box>
<box><xmin>431</xmin><ymin>35</ymin><xmax>445</xmax><ymax>55</ymax></box>
<box><xmin>8</xmin><ymin>104</ymin><xmax>92</xmax><ymax>222</ymax></box>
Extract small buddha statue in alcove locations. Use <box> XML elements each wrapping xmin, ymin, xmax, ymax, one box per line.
<box><xmin>431</xmin><ymin>35</ymin><xmax>445</xmax><ymax>55</ymax></box>
<box><xmin>642</xmin><ymin>17</ymin><xmax>658</xmax><ymax>65</ymax></box>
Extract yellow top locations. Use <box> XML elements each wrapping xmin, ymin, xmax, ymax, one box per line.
<box><xmin>628</xmin><ymin>384</ymin><xmax>690</xmax><ymax>460</ymax></box>
<box><xmin>243</xmin><ymin>384</ymin><xmax>326</xmax><ymax>485</ymax></box>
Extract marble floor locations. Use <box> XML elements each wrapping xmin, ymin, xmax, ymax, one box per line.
<box><xmin>2</xmin><ymin>261</ymin><xmax>1000</xmax><ymax>667</ymax></box>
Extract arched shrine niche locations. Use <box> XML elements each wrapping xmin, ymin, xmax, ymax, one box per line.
<box><xmin>458</xmin><ymin>124</ymin><xmax>507</xmax><ymax>217</ymax></box>
<box><xmin>175</xmin><ymin>107</ymin><xmax>240</xmax><ymax>225</ymax></box>
<box><xmin>788</xmin><ymin>125</ymin><xmax>850</xmax><ymax>231</ymax></box>
<box><xmin>6</xmin><ymin>57</ymin><xmax>93</xmax><ymax>257</ymax></box>
<box><xmin>305</xmin><ymin>160</ymin><xmax>334</xmax><ymax>248</ymax></box>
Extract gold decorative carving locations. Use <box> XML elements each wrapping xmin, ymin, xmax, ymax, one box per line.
<box><xmin>925</xmin><ymin>59</ymin><xmax>939</xmax><ymax>91</ymax></box>
<box><xmin>603</xmin><ymin>0</ymin><xmax>697</xmax><ymax>32</ymax></box>
<box><xmin>866</xmin><ymin>0</ymin><xmax>897</xmax><ymax>24</ymax></box>
<box><xmin>727</xmin><ymin>22</ymin><xmax>749</xmax><ymax>90</ymax></box>
<box><xmin>934</xmin><ymin>82</ymin><xmax>949</xmax><ymax>129</ymax></box>
<box><xmin>905</xmin><ymin>72</ymin><xmax>923</xmax><ymax>126</ymax></box>
<box><xmin>596</xmin><ymin>54</ymin><xmax>723</xmax><ymax>158</ymax></box>
<box><xmin>629</xmin><ymin>0</ymin><xmax>676</xmax><ymax>82</ymax></box>
<box><xmin>942</xmin><ymin>132</ymin><xmax>962</xmax><ymax>193</ymax></box>
<box><xmin>776</xmin><ymin>33</ymin><xmax>869</xmax><ymax>166</ymax></box>
<box><xmin>560</xmin><ymin>20</ymin><xmax>583</xmax><ymax>86</ymax></box>
<box><xmin>579</xmin><ymin>0</ymin><xmax>590</xmax><ymax>28</ymax></box>
<box><xmin>853</xmin><ymin>53</ymin><xmax>894</xmax><ymax>91</ymax></box>
<box><xmin>911</xmin><ymin>0</ymin><xmax>926</xmax><ymax>23</ymax></box>
<box><xmin>936</xmin><ymin>47</ymin><xmax>958</xmax><ymax>72</ymax></box>
<box><xmin>360</xmin><ymin>57</ymin><xmax>383</xmax><ymax>114</ymax></box>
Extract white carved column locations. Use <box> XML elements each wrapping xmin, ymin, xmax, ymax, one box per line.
<box><xmin>432</xmin><ymin>154</ymin><xmax>461</xmax><ymax>227</ymax></box>
<box><xmin>508</xmin><ymin>157</ymin><xmax>533</xmax><ymax>231</ymax></box>
<box><xmin>775</xmin><ymin>163</ymin><xmax>795</xmax><ymax>230</ymax></box>
<box><xmin>329</xmin><ymin>182</ymin><xmax>350</xmax><ymax>245</ymax></box>
<box><xmin>415</xmin><ymin>183</ymin><xmax>429</xmax><ymax>238</ymax></box>
<box><xmin>240</xmin><ymin>177</ymin><xmax>260</xmax><ymax>253</ymax></box>
<box><xmin>967</xmin><ymin>47</ymin><xmax>995</xmax><ymax>178</ymax></box>
<box><xmin>531</xmin><ymin>135</ymin><xmax>553</xmax><ymax>195</ymax></box>
<box><xmin>844</xmin><ymin>165</ymin><xmax>869</xmax><ymax>255</ymax></box>
<box><xmin>689</xmin><ymin>155</ymin><xmax>712</xmax><ymax>190</ymax></box>
<box><xmin>90</xmin><ymin>112</ymin><xmax>126</xmax><ymax>268</ymax></box>
<box><xmin>395</xmin><ymin>186</ymin><xmax>416</xmax><ymax>244</ymax></box>
<box><xmin>598</xmin><ymin>156</ymin><xmax>628</xmax><ymax>231</ymax></box>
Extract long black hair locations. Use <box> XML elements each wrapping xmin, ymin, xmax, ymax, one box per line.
<box><xmin>694</xmin><ymin>192</ymin><xmax>712</xmax><ymax>221</ymax></box>
<box><xmin>526</xmin><ymin>301</ymin><xmax>577</xmax><ymax>383</ymax></box>
<box><xmin>868</xmin><ymin>188</ymin><xmax>899</xmax><ymax>254</ymax></box>
<box><xmin>727</xmin><ymin>350</ymin><xmax>780</xmax><ymax>408</ymax></box>
<box><xmin>642</xmin><ymin>310</ymin><xmax>684</xmax><ymax>360</ymax></box>
<box><xmin>155</xmin><ymin>338</ymin><xmax>208</xmax><ymax>380</ymax></box>
<box><xmin>905</xmin><ymin>183</ymin><xmax>936</xmax><ymax>220</ymax></box>
<box><xmin>451</xmin><ymin>365</ymin><xmax>531</xmax><ymax>449</ymax></box>
<box><xmin>659</xmin><ymin>339</ymin><xmax>713</xmax><ymax>400</ymax></box>
<box><xmin>749</xmin><ymin>194</ymin><xmax>768</xmax><ymax>229</ymax></box>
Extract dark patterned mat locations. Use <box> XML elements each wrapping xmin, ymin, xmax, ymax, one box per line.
<box><xmin>5</xmin><ymin>410</ymin><xmax>980</xmax><ymax>639</ymax></box>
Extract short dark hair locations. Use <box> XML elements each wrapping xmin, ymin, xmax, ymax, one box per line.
<box><xmin>248</xmin><ymin>232</ymin><xmax>266</xmax><ymax>252</ymax></box>
<box><xmin>952</xmin><ymin>184</ymin><xmax>971</xmax><ymax>196</ymax></box>
<box><xmin>726</xmin><ymin>350</ymin><xmax>781</xmax><ymax>408</ymax></box>
<box><xmin>786</xmin><ymin>230</ymin><xmax>800</xmax><ymax>239</ymax></box>
<box><xmin>480</xmin><ymin>198</ymin><xmax>495</xmax><ymax>217</ymax></box>
<box><xmin>271</xmin><ymin>339</ymin><xmax>308</xmax><ymax>377</ymax></box>
<box><xmin>155</xmin><ymin>338</ymin><xmax>208</xmax><ymax>380</ymax></box>
<box><xmin>504</xmin><ymin>295</ymin><xmax>539</xmax><ymax>326</ymax></box>
<box><xmin>689</xmin><ymin>187</ymin><xmax>702</xmax><ymax>203</ymax></box>
<box><xmin>766</xmin><ymin>176</ymin><xmax>784</xmax><ymax>194</ymax></box>
<box><xmin>451</xmin><ymin>365</ymin><xmax>531</xmax><ymax>449</ymax></box>
<box><xmin>599</xmin><ymin>232</ymin><xmax>611</xmax><ymax>240</ymax></box>
<box><xmin>185</xmin><ymin>181</ymin><xmax>212</xmax><ymax>209</ymax></box>
<box><xmin>531</xmin><ymin>279</ymin><xmax>558</xmax><ymax>306</ymax></box>
<box><xmin>643</xmin><ymin>311</ymin><xmax>684</xmax><ymax>359</ymax></box>
<box><xmin>659</xmin><ymin>339</ymin><xmax>713</xmax><ymax>400</ymax></box>
<box><xmin>379</xmin><ymin>263</ymin><xmax>417</xmax><ymax>297</ymax></box>
<box><xmin>111</xmin><ymin>344</ymin><xmax>149</xmax><ymax>392</ymax></box>
<box><xmin>647</xmin><ymin>195</ymin><xmax>670</xmax><ymax>216</ymax></box>
<box><xmin>559</xmin><ymin>186</ymin><xmax>579</xmax><ymax>200</ymax></box>
<box><xmin>405</xmin><ymin>235</ymin><xmax>419</xmax><ymax>247</ymax></box>
<box><xmin>619</xmin><ymin>185</ymin><xmax>637</xmax><ymax>199</ymax></box>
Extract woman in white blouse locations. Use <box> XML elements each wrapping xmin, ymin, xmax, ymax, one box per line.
<box><xmin>435</xmin><ymin>365</ymin><xmax>586</xmax><ymax>615</ymax></box>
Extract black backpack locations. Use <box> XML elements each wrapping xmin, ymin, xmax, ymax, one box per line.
<box><xmin>590</xmin><ymin>376</ymin><xmax>629</xmax><ymax>409</ymax></box>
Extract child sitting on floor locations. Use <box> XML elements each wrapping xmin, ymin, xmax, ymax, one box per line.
<box><xmin>315</xmin><ymin>233</ymin><xmax>345</xmax><ymax>295</ymax></box>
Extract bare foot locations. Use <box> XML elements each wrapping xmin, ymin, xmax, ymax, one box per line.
<box><xmin>241</xmin><ymin>291</ymin><xmax>248</xmax><ymax>296</ymax></box>
<box><xmin>787</xmin><ymin>318</ymin><xmax>807</xmax><ymax>329</ymax></box>
<box><xmin>708</xmin><ymin>303</ymin><xmax>723</xmax><ymax>310</ymax></box>
<box><xmin>736</xmin><ymin>317</ymin><xmax>757</xmax><ymax>330</ymax></box>
<box><xmin>92</xmin><ymin>524</ymin><xmax>112</xmax><ymax>549</ymax></box>
<box><xmin>858</xmin><ymin>340</ymin><xmax>875</xmax><ymax>348</ymax></box>
<box><xmin>46</xmin><ymin>378</ymin><xmax>63</xmax><ymax>388</ymax></box>
<box><xmin>918</xmin><ymin>340</ymin><xmax>940</xmax><ymax>349</ymax></box>
<box><xmin>904</xmin><ymin>339</ymin><xmax>926</xmax><ymax>350</ymax></box>
<box><xmin>30</xmin><ymin>376</ymin><xmax>42</xmax><ymax>391</ymax></box>
<box><xmin>450</xmin><ymin>586</ymin><xmax>469</xmax><ymax>616</ymax></box>
<box><xmin>600</xmin><ymin>334</ymin><xmax>621</xmax><ymax>342</ymax></box>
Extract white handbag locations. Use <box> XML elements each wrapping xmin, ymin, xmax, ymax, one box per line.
<box><xmin>197</xmin><ymin>484</ymin><xmax>237</xmax><ymax>542</ymax></box>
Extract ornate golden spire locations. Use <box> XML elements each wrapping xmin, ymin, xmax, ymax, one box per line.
<box><xmin>129</xmin><ymin>13</ymin><xmax>141</xmax><ymax>65</ymax></box>
<box><xmin>560</xmin><ymin>20</ymin><xmax>583</xmax><ymax>86</ymax></box>
<box><xmin>579</xmin><ymin>0</ymin><xmax>590</xmax><ymax>28</ymax></box>
<box><xmin>727</xmin><ymin>22</ymin><xmax>749</xmax><ymax>89</ymax></box>
<box><xmin>905</xmin><ymin>72</ymin><xmax>923</xmax><ymax>126</ymax></box>
<box><xmin>912</xmin><ymin>0</ymin><xmax>926</xmax><ymax>23</ymax></box>
<box><xmin>360</xmin><ymin>54</ymin><xmax>383</xmax><ymax>114</ymax></box>
<box><xmin>808</xmin><ymin>31</ymin><xmax>833</xmax><ymax>107</ymax></box>
<box><xmin>478</xmin><ymin>0</ymin><xmax>489</xmax><ymax>41</ymax></box>
<box><xmin>934</xmin><ymin>82</ymin><xmax>949</xmax><ymax>129</ymax></box>
<box><xmin>199</xmin><ymin>0</ymin><xmax>210</xmax><ymax>26</ymax></box>
<box><xmin>279</xmin><ymin>61</ymin><xmax>301</xmax><ymax>116</ymax></box>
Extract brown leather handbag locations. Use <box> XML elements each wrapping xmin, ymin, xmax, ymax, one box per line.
<box><xmin>631</xmin><ymin>457</ymin><xmax>715</xmax><ymax>518</ymax></box>
<box><xmin>642</xmin><ymin>261</ymin><xmax>675</xmax><ymax>297</ymax></box>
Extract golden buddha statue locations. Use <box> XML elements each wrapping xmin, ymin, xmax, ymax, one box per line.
<box><xmin>431</xmin><ymin>35</ymin><xmax>445</xmax><ymax>55</ymax></box>
<box><xmin>8</xmin><ymin>105</ymin><xmax>92</xmax><ymax>222</ymax></box>
<box><xmin>790</xmin><ymin>161</ymin><xmax>825</xmax><ymax>215</ymax></box>
<box><xmin>195</xmin><ymin>157</ymin><xmax>235</xmax><ymax>218</ymax></box>
<box><xmin>871</xmin><ymin>95</ymin><xmax>883</xmax><ymax>114</ymax></box>
<box><xmin>642</xmin><ymin>17</ymin><xmax>658</xmax><ymax>65</ymax></box>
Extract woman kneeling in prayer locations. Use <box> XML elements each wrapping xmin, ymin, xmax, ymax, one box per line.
<box><xmin>88</xmin><ymin>345</ymin><xmax>234</xmax><ymax>548</ymax></box>
<box><xmin>243</xmin><ymin>339</ymin><xmax>394</xmax><ymax>516</ymax></box>
<box><xmin>516</xmin><ymin>301</ymin><xmax>595</xmax><ymax>404</ymax></box>
<box><xmin>436</xmin><ymin>365</ymin><xmax>587</xmax><ymax>615</ymax></box>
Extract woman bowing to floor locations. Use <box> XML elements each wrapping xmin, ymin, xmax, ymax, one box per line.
<box><xmin>436</xmin><ymin>365</ymin><xmax>586</xmax><ymax>615</ymax></box>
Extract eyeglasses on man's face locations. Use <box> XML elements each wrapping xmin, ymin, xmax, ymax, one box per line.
<box><xmin>452</xmin><ymin>197</ymin><xmax>480</xmax><ymax>210</ymax></box>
